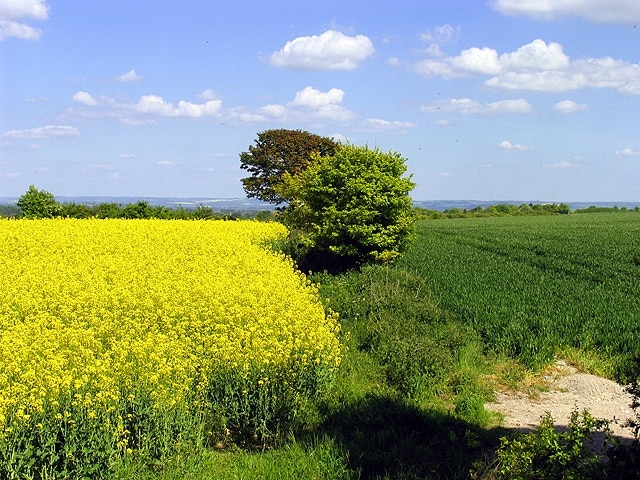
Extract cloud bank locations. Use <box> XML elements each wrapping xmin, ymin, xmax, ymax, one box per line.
<box><xmin>396</xmin><ymin>38</ymin><xmax>640</xmax><ymax>94</ymax></box>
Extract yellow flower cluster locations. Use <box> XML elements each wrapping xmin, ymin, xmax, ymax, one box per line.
<box><xmin>0</xmin><ymin>218</ymin><xmax>341</xmax><ymax>439</ymax></box>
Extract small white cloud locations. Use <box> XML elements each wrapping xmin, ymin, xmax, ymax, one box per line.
<box><xmin>198</xmin><ymin>89</ymin><xmax>218</xmax><ymax>100</ymax></box>
<box><xmin>421</xmin><ymin>97</ymin><xmax>532</xmax><ymax>115</ymax></box>
<box><xmin>118</xmin><ymin>153</ymin><xmax>136</xmax><ymax>158</ymax></box>
<box><xmin>420</xmin><ymin>24</ymin><xmax>460</xmax><ymax>44</ymax></box>
<box><xmin>87</xmin><ymin>163</ymin><xmax>114</xmax><ymax>170</ymax></box>
<box><xmin>545</xmin><ymin>161</ymin><xmax>579</xmax><ymax>169</ymax></box>
<box><xmin>361</xmin><ymin>118</ymin><xmax>417</xmax><ymax>134</ymax></box>
<box><xmin>157</xmin><ymin>160</ymin><xmax>175</xmax><ymax>166</ymax></box>
<box><xmin>290</xmin><ymin>86</ymin><xmax>345</xmax><ymax>108</ymax></box>
<box><xmin>118</xmin><ymin>69</ymin><xmax>142</xmax><ymax>82</ymax></box>
<box><xmin>435</xmin><ymin>119</ymin><xmax>450</xmax><ymax>126</ymax></box>
<box><xmin>499</xmin><ymin>140</ymin><xmax>536</xmax><ymax>151</ymax></box>
<box><xmin>269</xmin><ymin>30</ymin><xmax>375</xmax><ymax>71</ymax></box>
<box><xmin>615</xmin><ymin>148</ymin><xmax>640</xmax><ymax>156</ymax></box>
<box><xmin>553</xmin><ymin>100</ymin><xmax>588</xmax><ymax>113</ymax></box>
<box><xmin>0</xmin><ymin>0</ymin><xmax>49</xmax><ymax>41</ymax></box>
<box><xmin>73</xmin><ymin>91</ymin><xmax>99</xmax><ymax>106</ymax></box>
<box><xmin>0</xmin><ymin>20</ymin><xmax>42</xmax><ymax>40</ymax></box>
<box><xmin>2</xmin><ymin>125</ymin><xmax>80</xmax><ymax>139</ymax></box>
<box><xmin>2</xmin><ymin>172</ymin><xmax>21</xmax><ymax>178</ymax></box>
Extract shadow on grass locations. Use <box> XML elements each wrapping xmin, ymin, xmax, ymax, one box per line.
<box><xmin>302</xmin><ymin>394</ymin><xmax>509</xmax><ymax>480</ymax></box>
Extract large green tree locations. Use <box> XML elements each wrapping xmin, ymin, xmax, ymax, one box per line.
<box><xmin>239</xmin><ymin>129</ymin><xmax>338</xmax><ymax>205</ymax></box>
<box><xmin>279</xmin><ymin>144</ymin><xmax>416</xmax><ymax>270</ymax></box>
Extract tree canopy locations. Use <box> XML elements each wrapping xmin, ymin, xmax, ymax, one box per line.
<box><xmin>279</xmin><ymin>144</ymin><xmax>416</xmax><ymax>271</ymax></box>
<box><xmin>16</xmin><ymin>185</ymin><xmax>61</xmax><ymax>218</ymax></box>
<box><xmin>239</xmin><ymin>129</ymin><xmax>338</xmax><ymax>205</ymax></box>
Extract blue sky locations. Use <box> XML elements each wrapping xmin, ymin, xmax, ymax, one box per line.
<box><xmin>1</xmin><ymin>0</ymin><xmax>640</xmax><ymax>201</ymax></box>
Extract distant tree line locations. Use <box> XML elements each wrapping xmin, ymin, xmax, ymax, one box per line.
<box><xmin>415</xmin><ymin>202</ymin><xmax>572</xmax><ymax>220</ymax></box>
<box><xmin>415</xmin><ymin>202</ymin><xmax>639</xmax><ymax>220</ymax></box>
<box><xmin>6</xmin><ymin>185</ymin><xmax>275</xmax><ymax>220</ymax></box>
<box><xmin>573</xmin><ymin>205</ymin><xmax>640</xmax><ymax>214</ymax></box>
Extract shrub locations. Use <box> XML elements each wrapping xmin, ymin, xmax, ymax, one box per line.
<box><xmin>16</xmin><ymin>185</ymin><xmax>61</xmax><ymax>218</ymax></box>
<box><xmin>279</xmin><ymin>144</ymin><xmax>415</xmax><ymax>271</ymax></box>
<box><xmin>473</xmin><ymin>410</ymin><xmax>609</xmax><ymax>479</ymax></box>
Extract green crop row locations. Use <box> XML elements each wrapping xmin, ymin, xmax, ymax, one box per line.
<box><xmin>400</xmin><ymin>213</ymin><xmax>640</xmax><ymax>381</ymax></box>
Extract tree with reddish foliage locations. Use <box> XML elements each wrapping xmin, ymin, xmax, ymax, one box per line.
<box><xmin>239</xmin><ymin>129</ymin><xmax>338</xmax><ymax>205</ymax></box>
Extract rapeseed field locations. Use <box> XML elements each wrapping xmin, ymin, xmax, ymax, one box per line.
<box><xmin>0</xmin><ymin>219</ymin><xmax>341</xmax><ymax>477</ymax></box>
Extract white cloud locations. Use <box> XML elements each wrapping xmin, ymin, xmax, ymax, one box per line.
<box><xmin>499</xmin><ymin>140</ymin><xmax>536</xmax><ymax>151</ymax></box>
<box><xmin>290</xmin><ymin>86</ymin><xmax>345</xmax><ymax>108</ymax></box>
<box><xmin>412</xmin><ymin>46</ymin><xmax>501</xmax><ymax>78</ymax></box>
<box><xmin>499</xmin><ymin>39</ymin><xmax>569</xmax><ymax>71</ymax></box>
<box><xmin>2</xmin><ymin>172</ymin><xmax>21</xmax><ymax>178</ymax></box>
<box><xmin>2</xmin><ymin>125</ymin><xmax>79</xmax><ymax>139</ymax></box>
<box><xmin>361</xmin><ymin>118</ymin><xmax>417</xmax><ymax>134</ymax></box>
<box><xmin>421</xmin><ymin>97</ymin><xmax>532</xmax><ymax>115</ymax></box>
<box><xmin>237</xmin><ymin>86</ymin><xmax>357</xmax><ymax>124</ymax></box>
<box><xmin>118</xmin><ymin>153</ymin><xmax>136</xmax><ymax>158</ymax></box>
<box><xmin>420</xmin><ymin>24</ymin><xmax>460</xmax><ymax>58</ymax></box>
<box><xmin>118</xmin><ymin>69</ymin><xmax>142</xmax><ymax>82</ymax></box>
<box><xmin>134</xmin><ymin>95</ymin><xmax>222</xmax><ymax>117</ymax></box>
<box><xmin>492</xmin><ymin>0</ymin><xmax>640</xmax><ymax>24</ymax></box>
<box><xmin>420</xmin><ymin>24</ymin><xmax>460</xmax><ymax>44</ymax></box>
<box><xmin>615</xmin><ymin>148</ymin><xmax>640</xmax><ymax>156</ymax></box>
<box><xmin>86</xmin><ymin>163</ymin><xmax>114</xmax><ymax>170</ymax></box>
<box><xmin>72</xmin><ymin>91</ymin><xmax>98</xmax><ymax>106</ymax></box>
<box><xmin>0</xmin><ymin>0</ymin><xmax>48</xmax><ymax>41</ymax></box>
<box><xmin>553</xmin><ymin>100</ymin><xmax>588</xmax><ymax>113</ymax></box>
<box><xmin>450</xmin><ymin>47</ymin><xmax>502</xmax><ymax>76</ymax></box>
<box><xmin>199</xmin><ymin>89</ymin><xmax>218</xmax><ymax>100</ymax></box>
<box><xmin>157</xmin><ymin>160</ymin><xmax>175</xmax><ymax>166</ymax></box>
<box><xmin>546</xmin><ymin>161</ymin><xmax>580</xmax><ymax>169</ymax></box>
<box><xmin>269</xmin><ymin>30</ymin><xmax>375</xmax><ymax>71</ymax></box>
<box><xmin>399</xmin><ymin>38</ymin><xmax>640</xmax><ymax>94</ymax></box>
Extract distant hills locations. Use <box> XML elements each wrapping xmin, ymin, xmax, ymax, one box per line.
<box><xmin>0</xmin><ymin>196</ymin><xmax>638</xmax><ymax>212</ymax></box>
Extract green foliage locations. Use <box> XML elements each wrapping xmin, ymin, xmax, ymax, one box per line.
<box><xmin>279</xmin><ymin>144</ymin><xmax>416</xmax><ymax>270</ymax></box>
<box><xmin>574</xmin><ymin>205</ymin><xmax>640</xmax><ymax>214</ymax></box>
<box><xmin>473</xmin><ymin>410</ymin><xmax>609</xmax><ymax>480</ymax></box>
<box><xmin>414</xmin><ymin>202</ymin><xmax>572</xmax><ymax>220</ymax></box>
<box><xmin>16</xmin><ymin>185</ymin><xmax>61</xmax><ymax>218</ymax></box>
<box><xmin>239</xmin><ymin>129</ymin><xmax>338</xmax><ymax>205</ymax></box>
<box><xmin>11</xmin><ymin>190</ymin><xmax>270</xmax><ymax>220</ymax></box>
<box><xmin>315</xmin><ymin>265</ymin><xmax>491</xmax><ymax>418</ymax></box>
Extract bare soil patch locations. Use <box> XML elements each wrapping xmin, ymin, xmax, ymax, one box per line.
<box><xmin>486</xmin><ymin>360</ymin><xmax>636</xmax><ymax>441</ymax></box>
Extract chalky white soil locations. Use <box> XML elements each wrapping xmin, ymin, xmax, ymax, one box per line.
<box><xmin>486</xmin><ymin>360</ymin><xmax>636</xmax><ymax>442</ymax></box>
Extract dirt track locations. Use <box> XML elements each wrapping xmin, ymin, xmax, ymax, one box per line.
<box><xmin>485</xmin><ymin>360</ymin><xmax>636</xmax><ymax>442</ymax></box>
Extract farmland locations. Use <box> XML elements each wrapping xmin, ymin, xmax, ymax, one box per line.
<box><xmin>1</xmin><ymin>212</ymin><xmax>639</xmax><ymax>478</ymax></box>
<box><xmin>0</xmin><ymin>219</ymin><xmax>341</xmax><ymax>478</ymax></box>
<box><xmin>401</xmin><ymin>212</ymin><xmax>640</xmax><ymax>381</ymax></box>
